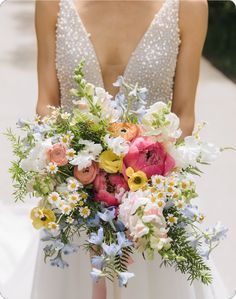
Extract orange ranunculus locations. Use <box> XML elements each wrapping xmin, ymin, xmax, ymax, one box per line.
<box><xmin>108</xmin><ymin>123</ymin><xmax>140</xmax><ymax>141</ymax></box>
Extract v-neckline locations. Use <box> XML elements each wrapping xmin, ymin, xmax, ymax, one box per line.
<box><xmin>69</xmin><ymin>0</ymin><xmax>168</xmax><ymax>89</ymax></box>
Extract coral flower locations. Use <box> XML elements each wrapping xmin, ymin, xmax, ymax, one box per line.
<box><xmin>74</xmin><ymin>161</ymin><xmax>98</xmax><ymax>185</ymax></box>
<box><xmin>47</xmin><ymin>143</ymin><xmax>68</xmax><ymax>166</ymax></box>
<box><xmin>108</xmin><ymin>123</ymin><xmax>140</xmax><ymax>141</ymax></box>
<box><xmin>126</xmin><ymin>167</ymin><xmax>148</xmax><ymax>192</ymax></box>
<box><xmin>124</xmin><ymin>137</ymin><xmax>175</xmax><ymax>179</ymax></box>
<box><xmin>30</xmin><ymin>207</ymin><xmax>56</xmax><ymax>229</ymax></box>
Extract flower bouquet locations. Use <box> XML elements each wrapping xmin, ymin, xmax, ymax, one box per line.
<box><xmin>6</xmin><ymin>60</ymin><xmax>227</xmax><ymax>287</ymax></box>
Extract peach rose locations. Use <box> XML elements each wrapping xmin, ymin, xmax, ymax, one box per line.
<box><xmin>47</xmin><ymin>143</ymin><xmax>68</xmax><ymax>166</ymax></box>
<box><xmin>108</xmin><ymin>122</ymin><xmax>140</xmax><ymax>141</ymax></box>
<box><xmin>74</xmin><ymin>161</ymin><xmax>98</xmax><ymax>185</ymax></box>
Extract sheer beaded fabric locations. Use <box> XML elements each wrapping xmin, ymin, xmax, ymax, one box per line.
<box><xmin>55</xmin><ymin>0</ymin><xmax>181</xmax><ymax>111</ymax></box>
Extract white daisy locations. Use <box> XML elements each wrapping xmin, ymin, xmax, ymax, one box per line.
<box><xmin>59</xmin><ymin>202</ymin><xmax>72</xmax><ymax>215</ymax></box>
<box><xmin>66</xmin><ymin>216</ymin><xmax>74</xmax><ymax>224</ymax></box>
<box><xmin>60</xmin><ymin>132</ymin><xmax>74</xmax><ymax>146</ymax></box>
<box><xmin>46</xmin><ymin>162</ymin><xmax>58</xmax><ymax>174</ymax></box>
<box><xmin>151</xmin><ymin>175</ymin><xmax>165</xmax><ymax>189</ymax></box>
<box><xmin>167</xmin><ymin>214</ymin><xmax>178</xmax><ymax>226</ymax></box>
<box><xmin>48</xmin><ymin>192</ymin><xmax>62</xmax><ymax>206</ymax></box>
<box><xmin>48</xmin><ymin>222</ymin><xmax>60</xmax><ymax>236</ymax></box>
<box><xmin>79</xmin><ymin>206</ymin><xmax>91</xmax><ymax>218</ymax></box>
<box><xmin>68</xmin><ymin>192</ymin><xmax>80</xmax><ymax>203</ymax></box>
<box><xmin>174</xmin><ymin>199</ymin><xmax>185</xmax><ymax>210</ymax></box>
<box><xmin>61</xmin><ymin>112</ymin><xmax>71</xmax><ymax>120</ymax></box>
<box><xmin>66</xmin><ymin>148</ymin><xmax>76</xmax><ymax>160</ymax></box>
<box><xmin>67</xmin><ymin>178</ymin><xmax>82</xmax><ymax>192</ymax></box>
<box><xmin>157</xmin><ymin>199</ymin><xmax>166</xmax><ymax>209</ymax></box>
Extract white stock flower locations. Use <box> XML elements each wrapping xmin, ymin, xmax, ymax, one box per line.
<box><xmin>20</xmin><ymin>139</ymin><xmax>52</xmax><ymax>172</ymax></box>
<box><xmin>169</xmin><ymin>136</ymin><xmax>201</xmax><ymax>169</ymax></box>
<box><xmin>104</xmin><ymin>134</ymin><xmax>130</xmax><ymax>156</ymax></box>
<box><xmin>199</xmin><ymin>142</ymin><xmax>221</xmax><ymax>163</ymax></box>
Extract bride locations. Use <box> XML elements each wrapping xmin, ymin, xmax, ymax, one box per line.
<box><xmin>32</xmin><ymin>0</ymin><xmax>229</xmax><ymax>298</ymax></box>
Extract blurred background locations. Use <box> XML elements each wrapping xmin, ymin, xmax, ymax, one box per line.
<box><xmin>0</xmin><ymin>1</ymin><xmax>235</xmax><ymax>299</ymax></box>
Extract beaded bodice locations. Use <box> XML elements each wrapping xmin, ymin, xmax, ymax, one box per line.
<box><xmin>55</xmin><ymin>0</ymin><xmax>181</xmax><ymax>111</ymax></box>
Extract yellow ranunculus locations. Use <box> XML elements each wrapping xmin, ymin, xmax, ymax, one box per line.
<box><xmin>99</xmin><ymin>150</ymin><xmax>123</xmax><ymax>173</ymax></box>
<box><xmin>126</xmin><ymin>167</ymin><xmax>148</xmax><ymax>192</ymax></box>
<box><xmin>30</xmin><ymin>207</ymin><xmax>56</xmax><ymax>229</ymax></box>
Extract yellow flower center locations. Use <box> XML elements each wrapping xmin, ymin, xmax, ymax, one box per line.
<box><xmin>157</xmin><ymin>201</ymin><xmax>164</xmax><ymax>208</ymax></box>
<box><xmin>151</xmin><ymin>197</ymin><xmax>156</xmax><ymax>203</ymax></box>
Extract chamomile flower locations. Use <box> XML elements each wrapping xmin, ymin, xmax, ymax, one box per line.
<box><xmin>180</xmin><ymin>179</ymin><xmax>190</xmax><ymax>191</ymax></box>
<box><xmin>78</xmin><ymin>200</ymin><xmax>85</xmax><ymax>207</ymax></box>
<box><xmin>68</xmin><ymin>192</ymin><xmax>80</xmax><ymax>203</ymax></box>
<box><xmin>61</xmin><ymin>112</ymin><xmax>71</xmax><ymax>120</ymax></box>
<box><xmin>172</xmin><ymin>189</ymin><xmax>181</xmax><ymax>200</ymax></box>
<box><xmin>48</xmin><ymin>222</ymin><xmax>60</xmax><ymax>236</ymax></box>
<box><xmin>156</xmin><ymin>191</ymin><xmax>166</xmax><ymax>201</ymax></box>
<box><xmin>46</xmin><ymin>162</ymin><xmax>58</xmax><ymax>174</ymax></box>
<box><xmin>79</xmin><ymin>206</ymin><xmax>91</xmax><ymax>218</ymax></box>
<box><xmin>59</xmin><ymin>202</ymin><xmax>72</xmax><ymax>215</ymax></box>
<box><xmin>48</xmin><ymin>192</ymin><xmax>62</xmax><ymax>206</ymax></box>
<box><xmin>80</xmin><ymin>192</ymin><xmax>88</xmax><ymax>201</ymax></box>
<box><xmin>197</xmin><ymin>213</ymin><xmax>205</xmax><ymax>223</ymax></box>
<box><xmin>157</xmin><ymin>199</ymin><xmax>166</xmax><ymax>209</ymax></box>
<box><xmin>167</xmin><ymin>214</ymin><xmax>178</xmax><ymax>226</ymax></box>
<box><xmin>151</xmin><ymin>175</ymin><xmax>165</xmax><ymax>189</ymax></box>
<box><xmin>175</xmin><ymin>199</ymin><xmax>185</xmax><ymax>210</ymax></box>
<box><xmin>66</xmin><ymin>216</ymin><xmax>74</xmax><ymax>224</ymax></box>
<box><xmin>67</xmin><ymin>178</ymin><xmax>82</xmax><ymax>192</ymax></box>
<box><xmin>60</xmin><ymin>132</ymin><xmax>74</xmax><ymax>146</ymax></box>
<box><xmin>69</xmin><ymin>202</ymin><xmax>76</xmax><ymax>209</ymax></box>
<box><xmin>66</xmin><ymin>148</ymin><xmax>76</xmax><ymax>160</ymax></box>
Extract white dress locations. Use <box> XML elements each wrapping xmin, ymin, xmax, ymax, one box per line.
<box><xmin>30</xmin><ymin>0</ymin><xmax>230</xmax><ymax>298</ymax></box>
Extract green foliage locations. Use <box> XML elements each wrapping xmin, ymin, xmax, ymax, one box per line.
<box><xmin>203</xmin><ymin>1</ymin><xmax>236</xmax><ymax>81</ymax></box>
<box><xmin>114</xmin><ymin>246</ymin><xmax>133</xmax><ymax>273</ymax></box>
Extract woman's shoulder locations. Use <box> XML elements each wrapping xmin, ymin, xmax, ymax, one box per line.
<box><xmin>179</xmin><ymin>0</ymin><xmax>208</xmax><ymax>36</ymax></box>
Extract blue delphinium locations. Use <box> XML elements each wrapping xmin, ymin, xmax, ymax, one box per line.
<box><xmin>91</xmin><ymin>255</ymin><xmax>106</xmax><ymax>270</ymax></box>
<box><xmin>88</xmin><ymin>227</ymin><xmax>104</xmax><ymax>245</ymax></box>
<box><xmin>90</xmin><ymin>268</ymin><xmax>104</xmax><ymax>283</ymax></box>
<box><xmin>61</xmin><ymin>244</ymin><xmax>79</xmax><ymax>255</ymax></box>
<box><xmin>118</xmin><ymin>272</ymin><xmax>135</xmax><ymax>287</ymax></box>
<box><xmin>117</xmin><ymin>232</ymin><xmax>133</xmax><ymax>248</ymax></box>
<box><xmin>97</xmin><ymin>208</ymin><xmax>115</xmax><ymax>222</ymax></box>
<box><xmin>102</xmin><ymin>243</ymin><xmax>121</xmax><ymax>257</ymax></box>
<box><xmin>50</xmin><ymin>255</ymin><xmax>69</xmax><ymax>269</ymax></box>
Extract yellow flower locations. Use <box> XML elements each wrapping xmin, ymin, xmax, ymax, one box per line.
<box><xmin>126</xmin><ymin>167</ymin><xmax>148</xmax><ymax>192</ymax></box>
<box><xmin>99</xmin><ymin>150</ymin><xmax>123</xmax><ymax>173</ymax></box>
<box><xmin>30</xmin><ymin>207</ymin><xmax>56</xmax><ymax>229</ymax></box>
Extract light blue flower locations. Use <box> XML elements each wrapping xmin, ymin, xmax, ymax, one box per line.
<box><xmin>117</xmin><ymin>232</ymin><xmax>133</xmax><ymax>248</ymax></box>
<box><xmin>90</xmin><ymin>268</ymin><xmax>104</xmax><ymax>283</ymax></box>
<box><xmin>61</xmin><ymin>244</ymin><xmax>79</xmax><ymax>255</ymax></box>
<box><xmin>198</xmin><ymin>246</ymin><xmax>210</xmax><ymax>260</ymax></box>
<box><xmin>88</xmin><ymin>227</ymin><xmax>104</xmax><ymax>245</ymax></box>
<box><xmin>91</xmin><ymin>255</ymin><xmax>106</xmax><ymax>270</ymax></box>
<box><xmin>87</xmin><ymin>214</ymin><xmax>100</xmax><ymax>227</ymax></box>
<box><xmin>113</xmin><ymin>76</ymin><xmax>124</xmax><ymax>87</ymax></box>
<box><xmin>97</xmin><ymin>208</ymin><xmax>115</xmax><ymax>222</ymax></box>
<box><xmin>50</xmin><ymin>255</ymin><xmax>69</xmax><ymax>269</ymax></box>
<box><xmin>102</xmin><ymin>243</ymin><xmax>121</xmax><ymax>257</ymax></box>
<box><xmin>182</xmin><ymin>204</ymin><xmax>199</xmax><ymax>220</ymax></box>
<box><xmin>205</xmin><ymin>222</ymin><xmax>228</xmax><ymax>243</ymax></box>
<box><xmin>118</xmin><ymin>271</ymin><xmax>135</xmax><ymax>287</ymax></box>
<box><xmin>137</xmin><ymin>87</ymin><xmax>148</xmax><ymax>101</ymax></box>
<box><xmin>114</xmin><ymin>220</ymin><xmax>126</xmax><ymax>232</ymax></box>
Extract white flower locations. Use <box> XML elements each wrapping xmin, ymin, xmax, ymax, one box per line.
<box><xmin>70</xmin><ymin>140</ymin><xmax>102</xmax><ymax>170</ymax></box>
<box><xmin>66</xmin><ymin>216</ymin><xmax>74</xmax><ymax>224</ymax></box>
<box><xmin>61</xmin><ymin>112</ymin><xmax>71</xmax><ymax>120</ymax></box>
<box><xmin>169</xmin><ymin>136</ymin><xmax>201</xmax><ymax>169</ymax></box>
<box><xmin>199</xmin><ymin>142</ymin><xmax>221</xmax><ymax>163</ymax></box>
<box><xmin>46</xmin><ymin>162</ymin><xmax>58</xmax><ymax>174</ymax></box>
<box><xmin>48</xmin><ymin>222</ymin><xmax>60</xmax><ymax>236</ymax></box>
<box><xmin>56</xmin><ymin>183</ymin><xmax>69</xmax><ymax>199</ymax></box>
<box><xmin>174</xmin><ymin>200</ymin><xmax>185</xmax><ymax>210</ymax></box>
<box><xmin>60</xmin><ymin>132</ymin><xmax>74</xmax><ymax>146</ymax></box>
<box><xmin>68</xmin><ymin>192</ymin><xmax>80</xmax><ymax>203</ymax></box>
<box><xmin>167</xmin><ymin>214</ymin><xmax>178</xmax><ymax>226</ymax></box>
<box><xmin>151</xmin><ymin>175</ymin><xmax>165</xmax><ymax>189</ymax></box>
<box><xmin>130</xmin><ymin>218</ymin><xmax>149</xmax><ymax>239</ymax></box>
<box><xmin>20</xmin><ymin>139</ymin><xmax>52</xmax><ymax>172</ymax></box>
<box><xmin>59</xmin><ymin>202</ymin><xmax>72</xmax><ymax>215</ymax></box>
<box><xmin>66</xmin><ymin>148</ymin><xmax>76</xmax><ymax>160</ymax></box>
<box><xmin>104</xmin><ymin>134</ymin><xmax>130</xmax><ymax>156</ymax></box>
<box><xmin>48</xmin><ymin>192</ymin><xmax>62</xmax><ymax>206</ymax></box>
<box><xmin>67</xmin><ymin>177</ymin><xmax>82</xmax><ymax>191</ymax></box>
<box><xmin>79</xmin><ymin>206</ymin><xmax>91</xmax><ymax>218</ymax></box>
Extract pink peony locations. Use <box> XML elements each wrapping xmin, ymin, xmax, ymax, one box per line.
<box><xmin>47</xmin><ymin>143</ymin><xmax>68</xmax><ymax>166</ymax></box>
<box><xmin>94</xmin><ymin>171</ymin><xmax>128</xmax><ymax>206</ymax></box>
<box><xmin>123</xmin><ymin>136</ymin><xmax>175</xmax><ymax>179</ymax></box>
<box><xmin>74</xmin><ymin>162</ymin><xmax>98</xmax><ymax>185</ymax></box>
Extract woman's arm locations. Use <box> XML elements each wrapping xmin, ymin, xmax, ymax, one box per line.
<box><xmin>172</xmin><ymin>0</ymin><xmax>208</xmax><ymax>137</ymax></box>
<box><xmin>35</xmin><ymin>0</ymin><xmax>60</xmax><ymax>117</ymax></box>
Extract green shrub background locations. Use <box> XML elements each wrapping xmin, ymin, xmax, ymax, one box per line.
<box><xmin>203</xmin><ymin>0</ymin><xmax>236</xmax><ymax>81</ymax></box>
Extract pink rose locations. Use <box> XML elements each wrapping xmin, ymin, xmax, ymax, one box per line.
<box><xmin>123</xmin><ymin>136</ymin><xmax>175</xmax><ymax>179</ymax></box>
<box><xmin>94</xmin><ymin>171</ymin><xmax>128</xmax><ymax>206</ymax></box>
<box><xmin>74</xmin><ymin>162</ymin><xmax>98</xmax><ymax>185</ymax></box>
<box><xmin>47</xmin><ymin>143</ymin><xmax>68</xmax><ymax>166</ymax></box>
